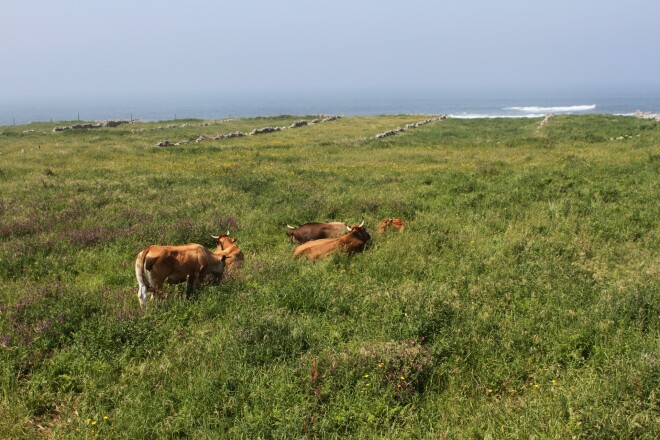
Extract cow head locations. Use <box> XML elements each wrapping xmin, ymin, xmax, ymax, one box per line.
<box><xmin>286</xmin><ymin>225</ymin><xmax>295</xmax><ymax>239</ymax></box>
<box><xmin>211</xmin><ymin>232</ymin><xmax>235</xmax><ymax>250</ymax></box>
<box><xmin>346</xmin><ymin>219</ymin><xmax>371</xmax><ymax>242</ymax></box>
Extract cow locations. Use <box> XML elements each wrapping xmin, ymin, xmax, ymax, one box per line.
<box><xmin>210</xmin><ymin>232</ymin><xmax>244</xmax><ymax>276</ymax></box>
<box><xmin>293</xmin><ymin>220</ymin><xmax>371</xmax><ymax>260</ymax></box>
<box><xmin>378</xmin><ymin>217</ymin><xmax>405</xmax><ymax>234</ymax></box>
<box><xmin>286</xmin><ymin>221</ymin><xmax>348</xmax><ymax>243</ymax></box>
<box><xmin>134</xmin><ymin>243</ymin><xmax>227</xmax><ymax>308</ymax></box>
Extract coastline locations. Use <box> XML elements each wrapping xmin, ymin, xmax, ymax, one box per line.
<box><xmin>3</xmin><ymin>88</ymin><xmax>660</xmax><ymax>127</ymax></box>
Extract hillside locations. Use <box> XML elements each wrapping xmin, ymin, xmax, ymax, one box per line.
<box><xmin>1</xmin><ymin>114</ymin><xmax>658</xmax><ymax>438</ymax></box>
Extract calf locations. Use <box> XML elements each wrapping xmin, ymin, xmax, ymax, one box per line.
<box><xmin>378</xmin><ymin>217</ymin><xmax>405</xmax><ymax>234</ymax></box>
<box><xmin>293</xmin><ymin>220</ymin><xmax>371</xmax><ymax>260</ymax></box>
<box><xmin>135</xmin><ymin>243</ymin><xmax>226</xmax><ymax>308</ymax></box>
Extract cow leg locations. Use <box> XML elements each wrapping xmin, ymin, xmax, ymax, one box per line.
<box><xmin>186</xmin><ymin>274</ymin><xmax>195</xmax><ymax>298</ymax></box>
<box><xmin>152</xmin><ymin>279</ymin><xmax>166</xmax><ymax>303</ymax></box>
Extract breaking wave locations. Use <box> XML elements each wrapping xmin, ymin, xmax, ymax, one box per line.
<box><xmin>450</xmin><ymin>113</ymin><xmax>547</xmax><ymax>119</ymax></box>
<box><xmin>504</xmin><ymin>104</ymin><xmax>597</xmax><ymax>113</ymax></box>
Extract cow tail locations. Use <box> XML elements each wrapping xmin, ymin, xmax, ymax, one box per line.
<box><xmin>135</xmin><ymin>248</ymin><xmax>150</xmax><ymax>308</ymax></box>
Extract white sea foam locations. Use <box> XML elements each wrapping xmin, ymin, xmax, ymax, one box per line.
<box><xmin>450</xmin><ymin>113</ymin><xmax>546</xmax><ymax>119</ymax></box>
<box><xmin>504</xmin><ymin>104</ymin><xmax>596</xmax><ymax>113</ymax></box>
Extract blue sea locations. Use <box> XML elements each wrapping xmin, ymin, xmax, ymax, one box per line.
<box><xmin>2</xmin><ymin>87</ymin><xmax>660</xmax><ymax>126</ymax></box>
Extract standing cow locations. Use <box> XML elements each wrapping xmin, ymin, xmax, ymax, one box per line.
<box><xmin>286</xmin><ymin>222</ymin><xmax>348</xmax><ymax>243</ymax></box>
<box><xmin>293</xmin><ymin>220</ymin><xmax>371</xmax><ymax>260</ymax></box>
<box><xmin>135</xmin><ymin>243</ymin><xmax>227</xmax><ymax>308</ymax></box>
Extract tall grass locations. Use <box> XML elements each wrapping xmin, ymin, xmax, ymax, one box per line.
<box><xmin>0</xmin><ymin>114</ymin><xmax>658</xmax><ymax>438</ymax></box>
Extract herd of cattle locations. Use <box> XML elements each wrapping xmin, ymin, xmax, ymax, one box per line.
<box><xmin>134</xmin><ymin>218</ymin><xmax>405</xmax><ymax>308</ymax></box>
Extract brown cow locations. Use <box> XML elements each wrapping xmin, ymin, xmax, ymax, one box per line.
<box><xmin>378</xmin><ymin>218</ymin><xmax>405</xmax><ymax>234</ymax></box>
<box><xmin>293</xmin><ymin>220</ymin><xmax>371</xmax><ymax>260</ymax></box>
<box><xmin>286</xmin><ymin>222</ymin><xmax>348</xmax><ymax>243</ymax></box>
<box><xmin>135</xmin><ymin>243</ymin><xmax>227</xmax><ymax>308</ymax></box>
<box><xmin>211</xmin><ymin>232</ymin><xmax>244</xmax><ymax>276</ymax></box>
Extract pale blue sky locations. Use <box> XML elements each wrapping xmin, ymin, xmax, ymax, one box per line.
<box><xmin>2</xmin><ymin>0</ymin><xmax>659</xmax><ymax>101</ymax></box>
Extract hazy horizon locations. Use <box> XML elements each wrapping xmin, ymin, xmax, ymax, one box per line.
<box><xmin>2</xmin><ymin>1</ymin><xmax>660</xmax><ymax>103</ymax></box>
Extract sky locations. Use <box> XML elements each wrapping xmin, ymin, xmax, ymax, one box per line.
<box><xmin>2</xmin><ymin>0</ymin><xmax>660</xmax><ymax>102</ymax></box>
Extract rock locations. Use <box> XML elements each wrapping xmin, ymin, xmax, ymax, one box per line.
<box><xmin>290</xmin><ymin>120</ymin><xmax>308</xmax><ymax>128</ymax></box>
<box><xmin>375</xmin><ymin>115</ymin><xmax>446</xmax><ymax>139</ymax></box>
<box><xmin>250</xmin><ymin>127</ymin><xmax>279</xmax><ymax>135</ymax></box>
<box><xmin>52</xmin><ymin>119</ymin><xmax>133</xmax><ymax>132</ymax></box>
<box><xmin>536</xmin><ymin>113</ymin><xmax>554</xmax><ymax>132</ymax></box>
<box><xmin>375</xmin><ymin>128</ymin><xmax>404</xmax><ymax>139</ymax></box>
<box><xmin>225</xmin><ymin>131</ymin><xmax>247</xmax><ymax>138</ymax></box>
<box><xmin>634</xmin><ymin>110</ymin><xmax>660</xmax><ymax>121</ymax></box>
<box><xmin>156</xmin><ymin>140</ymin><xmax>175</xmax><ymax>147</ymax></box>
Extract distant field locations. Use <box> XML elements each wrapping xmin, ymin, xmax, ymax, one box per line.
<box><xmin>0</xmin><ymin>114</ymin><xmax>658</xmax><ymax>438</ymax></box>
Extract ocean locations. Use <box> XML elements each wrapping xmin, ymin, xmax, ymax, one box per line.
<box><xmin>2</xmin><ymin>87</ymin><xmax>660</xmax><ymax>126</ymax></box>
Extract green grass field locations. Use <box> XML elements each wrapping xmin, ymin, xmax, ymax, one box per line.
<box><xmin>1</xmin><ymin>114</ymin><xmax>658</xmax><ymax>438</ymax></box>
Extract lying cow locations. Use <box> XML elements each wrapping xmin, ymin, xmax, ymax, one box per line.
<box><xmin>378</xmin><ymin>217</ymin><xmax>405</xmax><ymax>234</ymax></box>
<box><xmin>135</xmin><ymin>243</ymin><xmax>227</xmax><ymax>308</ymax></box>
<box><xmin>293</xmin><ymin>220</ymin><xmax>371</xmax><ymax>260</ymax></box>
<box><xmin>286</xmin><ymin>221</ymin><xmax>348</xmax><ymax>243</ymax></box>
<box><xmin>211</xmin><ymin>232</ymin><xmax>244</xmax><ymax>275</ymax></box>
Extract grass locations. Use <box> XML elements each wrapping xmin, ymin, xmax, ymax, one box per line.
<box><xmin>0</xmin><ymin>114</ymin><xmax>658</xmax><ymax>438</ymax></box>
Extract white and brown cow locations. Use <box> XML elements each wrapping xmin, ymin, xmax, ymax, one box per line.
<box><xmin>134</xmin><ymin>243</ymin><xmax>227</xmax><ymax>308</ymax></box>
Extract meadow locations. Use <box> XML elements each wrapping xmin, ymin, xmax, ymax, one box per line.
<box><xmin>0</xmin><ymin>114</ymin><xmax>658</xmax><ymax>438</ymax></box>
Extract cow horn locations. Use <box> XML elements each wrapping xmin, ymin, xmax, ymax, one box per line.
<box><xmin>226</xmin><ymin>230</ymin><xmax>230</xmax><ymax>236</ymax></box>
<box><xmin>346</xmin><ymin>225</ymin><xmax>352</xmax><ymax>231</ymax></box>
<box><xmin>359</xmin><ymin>218</ymin><xmax>365</xmax><ymax>227</ymax></box>
<box><xmin>211</xmin><ymin>234</ymin><xmax>220</xmax><ymax>239</ymax></box>
<box><xmin>287</xmin><ymin>224</ymin><xmax>297</xmax><ymax>229</ymax></box>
